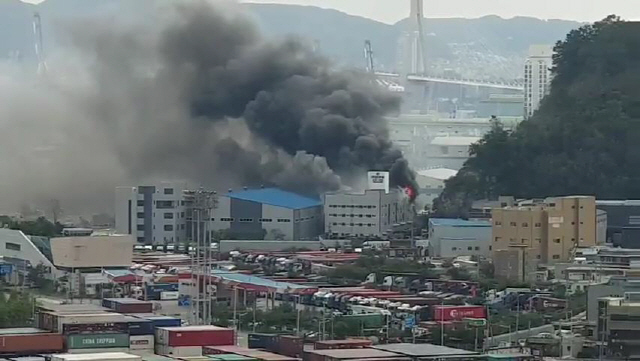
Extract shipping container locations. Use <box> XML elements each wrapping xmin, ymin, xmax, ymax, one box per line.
<box><xmin>160</xmin><ymin>292</ymin><xmax>179</xmax><ymax>301</ymax></box>
<box><xmin>247</xmin><ymin>333</ymin><xmax>278</xmax><ymax>350</ymax></box>
<box><xmin>145</xmin><ymin>284</ymin><xmax>179</xmax><ymax>301</ymax></box>
<box><xmin>67</xmin><ymin>348</ymin><xmax>132</xmax><ymax>355</ymax></box>
<box><xmin>51</xmin><ymin>353</ymin><xmax>141</xmax><ymax>361</ymax></box>
<box><xmin>9</xmin><ymin>357</ymin><xmax>46</xmax><ymax>361</ymax></box>
<box><xmin>132</xmin><ymin>315</ymin><xmax>181</xmax><ymax>328</ymax></box>
<box><xmin>56</xmin><ymin>313</ymin><xmax>128</xmax><ymax>333</ymax></box>
<box><xmin>304</xmin><ymin>349</ymin><xmax>401</xmax><ymax>361</ymax></box>
<box><xmin>0</xmin><ymin>332</ymin><xmax>64</xmax><ymax>353</ymax></box>
<box><xmin>102</xmin><ymin>299</ymin><xmax>153</xmax><ymax>314</ymax></box>
<box><xmin>314</xmin><ymin>339</ymin><xmax>372</xmax><ymax>350</ymax></box>
<box><xmin>66</xmin><ymin>333</ymin><xmax>129</xmax><ymax>350</ymax></box>
<box><xmin>129</xmin><ymin>335</ymin><xmax>154</xmax><ymax>351</ymax></box>
<box><xmin>156</xmin><ymin>326</ymin><xmax>234</xmax><ymax>347</ymax></box>
<box><xmin>124</xmin><ymin>317</ymin><xmax>154</xmax><ymax>336</ymax></box>
<box><xmin>155</xmin><ymin>345</ymin><xmax>202</xmax><ymax>357</ymax></box>
<box><xmin>276</xmin><ymin>335</ymin><xmax>303</xmax><ymax>358</ymax></box>
<box><xmin>203</xmin><ymin>346</ymin><xmax>298</xmax><ymax>361</ymax></box>
<box><xmin>63</xmin><ymin>322</ymin><xmax>128</xmax><ymax>335</ymax></box>
<box><xmin>432</xmin><ymin>306</ymin><xmax>487</xmax><ymax>322</ymax></box>
<box><xmin>207</xmin><ymin>355</ymin><xmax>257</xmax><ymax>361</ymax></box>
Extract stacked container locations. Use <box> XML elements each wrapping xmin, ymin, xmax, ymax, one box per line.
<box><xmin>247</xmin><ymin>333</ymin><xmax>278</xmax><ymax>350</ymax></box>
<box><xmin>155</xmin><ymin>326</ymin><xmax>234</xmax><ymax>357</ymax></box>
<box><xmin>0</xmin><ymin>328</ymin><xmax>64</xmax><ymax>354</ymax></box>
<box><xmin>275</xmin><ymin>336</ymin><xmax>303</xmax><ymax>358</ymax></box>
<box><xmin>313</xmin><ymin>339</ymin><xmax>373</xmax><ymax>350</ymax></box>
<box><xmin>50</xmin><ymin>353</ymin><xmax>142</xmax><ymax>361</ymax></box>
<box><xmin>102</xmin><ymin>299</ymin><xmax>153</xmax><ymax>314</ymax></box>
<box><xmin>124</xmin><ymin>316</ymin><xmax>154</xmax><ymax>353</ymax></box>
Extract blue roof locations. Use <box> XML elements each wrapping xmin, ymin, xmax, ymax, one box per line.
<box><xmin>211</xmin><ymin>270</ymin><xmax>311</xmax><ymax>290</ymax></box>
<box><xmin>429</xmin><ymin>218</ymin><xmax>491</xmax><ymax>227</ymax></box>
<box><xmin>226</xmin><ymin>188</ymin><xmax>321</xmax><ymax>210</ymax></box>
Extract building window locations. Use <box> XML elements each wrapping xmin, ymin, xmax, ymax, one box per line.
<box><xmin>5</xmin><ymin>242</ymin><xmax>20</xmax><ymax>251</ymax></box>
<box><xmin>467</xmin><ymin>246</ymin><xmax>473</xmax><ymax>251</ymax></box>
<box><xmin>137</xmin><ymin>225</ymin><xmax>144</xmax><ymax>231</ymax></box>
<box><xmin>522</xmin><ymin>222</ymin><xmax>529</xmax><ymax>227</ymax></box>
<box><xmin>452</xmin><ymin>247</ymin><xmax>457</xmax><ymax>251</ymax></box>
<box><xmin>554</xmin><ymin>238</ymin><xmax>561</xmax><ymax>243</ymax></box>
<box><xmin>535</xmin><ymin>223</ymin><xmax>542</xmax><ymax>227</ymax></box>
<box><xmin>137</xmin><ymin>212</ymin><xmax>144</xmax><ymax>218</ymax></box>
<box><xmin>475</xmin><ymin>247</ymin><xmax>480</xmax><ymax>251</ymax></box>
<box><xmin>239</xmin><ymin>218</ymin><xmax>253</xmax><ymax>223</ymax></box>
<box><xmin>164</xmin><ymin>225</ymin><xmax>173</xmax><ymax>231</ymax></box>
<box><xmin>221</xmin><ymin>218</ymin><xmax>234</xmax><ymax>222</ymax></box>
<box><xmin>495</xmin><ymin>221</ymin><xmax>502</xmax><ymax>226</ymax></box>
<box><xmin>277</xmin><ymin>219</ymin><xmax>291</xmax><ymax>223</ymax></box>
<box><xmin>494</xmin><ymin>237</ymin><xmax>501</xmax><ymax>243</ymax></box>
<box><xmin>164</xmin><ymin>213</ymin><xmax>174</xmax><ymax>219</ymax></box>
<box><xmin>181</xmin><ymin>212</ymin><xmax>185</xmax><ymax>218</ymax></box>
<box><xmin>553</xmin><ymin>255</ymin><xmax>560</xmax><ymax>259</ymax></box>
<box><xmin>137</xmin><ymin>200</ymin><xmax>144</xmax><ymax>207</ymax></box>
<box><xmin>510</xmin><ymin>222</ymin><xmax>517</xmax><ymax>227</ymax></box>
<box><xmin>536</xmin><ymin>238</ymin><xmax>542</xmax><ymax>243</ymax></box>
<box><xmin>537</xmin><ymin>255</ymin><xmax>541</xmax><ymax>259</ymax></box>
<box><xmin>259</xmin><ymin>218</ymin><xmax>273</xmax><ymax>222</ymax></box>
<box><xmin>137</xmin><ymin>237</ymin><xmax>145</xmax><ymax>243</ymax></box>
<box><xmin>156</xmin><ymin>200</ymin><xmax>174</xmax><ymax>209</ymax></box>
<box><xmin>489</xmin><ymin>246</ymin><xmax>492</xmax><ymax>251</ymax></box>
<box><xmin>164</xmin><ymin>188</ymin><xmax>174</xmax><ymax>195</ymax></box>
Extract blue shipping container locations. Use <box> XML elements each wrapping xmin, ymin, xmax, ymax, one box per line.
<box><xmin>134</xmin><ymin>315</ymin><xmax>181</xmax><ymax>328</ymax></box>
<box><xmin>124</xmin><ymin>316</ymin><xmax>154</xmax><ymax>336</ymax></box>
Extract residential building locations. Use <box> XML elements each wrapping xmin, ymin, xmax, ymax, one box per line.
<box><xmin>524</xmin><ymin>45</ymin><xmax>553</xmax><ymax>118</ymax></box>
<box><xmin>596</xmin><ymin>200</ymin><xmax>640</xmax><ymax>246</ymax></box>
<box><xmin>324</xmin><ymin>185</ymin><xmax>412</xmax><ymax>239</ymax></box>
<box><xmin>492</xmin><ymin>196</ymin><xmax>597</xmax><ymax>268</ymax></box>
<box><xmin>115</xmin><ymin>181</ymin><xmax>188</xmax><ymax>244</ymax></box>
<box><xmin>210</xmin><ymin>188</ymin><xmax>323</xmax><ymax>241</ymax></box>
<box><xmin>428</xmin><ymin>218</ymin><xmax>492</xmax><ymax>258</ymax></box>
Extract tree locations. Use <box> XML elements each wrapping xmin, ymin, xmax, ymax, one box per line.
<box><xmin>0</xmin><ymin>216</ymin><xmax>63</xmax><ymax>237</ymax></box>
<box><xmin>435</xmin><ymin>16</ymin><xmax>640</xmax><ymax>215</ymax></box>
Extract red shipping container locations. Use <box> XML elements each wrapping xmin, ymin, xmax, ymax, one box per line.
<box><xmin>432</xmin><ymin>305</ymin><xmax>486</xmax><ymax>321</ymax></box>
<box><xmin>0</xmin><ymin>333</ymin><xmax>64</xmax><ymax>353</ymax></box>
<box><xmin>157</xmin><ymin>326</ymin><xmax>234</xmax><ymax>347</ymax></box>
<box><xmin>277</xmin><ymin>335</ymin><xmax>303</xmax><ymax>358</ymax></box>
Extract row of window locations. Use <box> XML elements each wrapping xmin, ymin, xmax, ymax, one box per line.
<box><xmin>327</xmin><ymin>214</ymin><xmax>377</xmax><ymax>218</ymax></box>
<box><xmin>138</xmin><ymin>224</ymin><xmax>176</xmax><ymax>231</ymax></box>
<box><xmin>328</xmin><ymin>205</ymin><xmax>377</xmax><ymax>209</ymax></box>
<box><xmin>495</xmin><ymin>221</ymin><xmax>543</xmax><ymax>227</ymax></box>
<box><xmin>217</xmin><ymin>218</ymin><xmax>293</xmax><ymax>223</ymax></box>
<box><xmin>330</xmin><ymin>222</ymin><xmax>376</xmax><ymax>227</ymax></box>
<box><xmin>451</xmin><ymin>246</ymin><xmax>481</xmax><ymax>251</ymax></box>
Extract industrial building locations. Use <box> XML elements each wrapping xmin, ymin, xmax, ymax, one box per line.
<box><xmin>428</xmin><ymin>218</ymin><xmax>492</xmax><ymax>258</ymax></box>
<box><xmin>524</xmin><ymin>44</ymin><xmax>553</xmax><ymax>118</ymax></box>
<box><xmin>324</xmin><ymin>172</ymin><xmax>412</xmax><ymax>238</ymax></box>
<box><xmin>210</xmin><ymin>188</ymin><xmax>323</xmax><ymax>241</ymax></box>
<box><xmin>596</xmin><ymin>200</ymin><xmax>640</xmax><ymax>247</ymax></box>
<box><xmin>597</xmin><ymin>293</ymin><xmax>640</xmax><ymax>359</ymax></box>
<box><xmin>115</xmin><ymin>181</ymin><xmax>188</xmax><ymax>244</ymax></box>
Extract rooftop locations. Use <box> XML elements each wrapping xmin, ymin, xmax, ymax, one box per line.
<box><xmin>305</xmin><ymin>348</ymin><xmax>402</xmax><ymax>359</ymax></box>
<box><xmin>431</xmin><ymin>136</ymin><xmax>481</xmax><ymax>146</ymax></box>
<box><xmin>417</xmin><ymin>168</ymin><xmax>458</xmax><ymax>181</ymax></box>
<box><xmin>374</xmin><ymin>343</ymin><xmax>479</xmax><ymax>357</ymax></box>
<box><xmin>226</xmin><ymin>188</ymin><xmax>321</xmax><ymax>210</ymax></box>
<box><xmin>429</xmin><ymin>218</ymin><xmax>491</xmax><ymax>227</ymax></box>
<box><xmin>210</xmin><ymin>270</ymin><xmax>314</xmax><ymax>292</ymax></box>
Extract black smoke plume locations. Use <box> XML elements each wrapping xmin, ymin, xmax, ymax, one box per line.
<box><xmin>0</xmin><ymin>1</ymin><xmax>417</xmax><ymax>215</ymax></box>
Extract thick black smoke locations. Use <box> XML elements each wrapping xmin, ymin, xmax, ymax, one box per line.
<box><xmin>0</xmin><ymin>1</ymin><xmax>417</xmax><ymax>215</ymax></box>
<box><xmin>150</xmin><ymin>2</ymin><xmax>417</xmax><ymax>195</ymax></box>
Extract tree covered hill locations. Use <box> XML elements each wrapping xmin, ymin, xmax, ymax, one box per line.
<box><xmin>435</xmin><ymin>16</ymin><xmax>640</xmax><ymax>217</ymax></box>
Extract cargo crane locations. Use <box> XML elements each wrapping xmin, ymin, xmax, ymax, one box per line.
<box><xmin>33</xmin><ymin>12</ymin><xmax>47</xmax><ymax>75</ymax></box>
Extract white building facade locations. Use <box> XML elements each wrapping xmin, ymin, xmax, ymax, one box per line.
<box><xmin>324</xmin><ymin>182</ymin><xmax>412</xmax><ymax>238</ymax></box>
<box><xmin>524</xmin><ymin>44</ymin><xmax>554</xmax><ymax>118</ymax></box>
<box><xmin>115</xmin><ymin>181</ymin><xmax>188</xmax><ymax>245</ymax></box>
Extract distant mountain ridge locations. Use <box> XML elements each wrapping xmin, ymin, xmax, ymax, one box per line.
<box><xmin>0</xmin><ymin>0</ymin><xmax>582</xmax><ymax>78</ymax></box>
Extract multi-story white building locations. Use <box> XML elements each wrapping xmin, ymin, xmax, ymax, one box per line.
<box><xmin>524</xmin><ymin>44</ymin><xmax>554</xmax><ymax>118</ymax></box>
<box><xmin>324</xmin><ymin>173</ymin><xmax>412</xmax><ymax>238</ymax></box>
<box><xmin>115</xmin><ymin>181</ymin><xmax>187</xmax><ymax>245</ymax></box>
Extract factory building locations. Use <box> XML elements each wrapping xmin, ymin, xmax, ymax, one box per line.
<box><xmin>115</xmin><ymin>181</ymin><xmax>188</xmax><ymax>244</ymax></box>
<box><xmin>324</xmin><ymin>172</ymin><xmax>412</xmax><ymax>238</ymax></box>
<box><xmin>210</xmin><ymin>188</ymin><xmax>323</xmax><ymax>241</ymax></box>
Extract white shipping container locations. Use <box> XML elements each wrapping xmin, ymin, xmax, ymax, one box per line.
<box><xmin>129</xmin><ymin>335</ymin><xmax>154</xmax><ymax>351</ymax></box>
<box><xmin>154</xmin><ymin>345</ymin><xmax>202</xmax><ymax>357</ymax></box>
<box><xmin>51</xmin><ymin>352</ymin><xmax>141</xmax><ymax>361</ymax></box>
<box><xmin>160</xmin><ymin>291</ymin><xmax>179</xmax><ymax>301</ymax></box>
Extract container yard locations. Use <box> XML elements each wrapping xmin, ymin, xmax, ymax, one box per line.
<box><xmin>155</xmin><ymin>326</ymin><xmax>235</xmax><ymax>348</ymax></box>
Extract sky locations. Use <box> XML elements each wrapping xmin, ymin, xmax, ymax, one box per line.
<box><xmin>20</xmin><ymin>0</ymin><xmax>639</xmax><ymax>24</ymax></box>
<box><xmin>241</xmin><ymin>0</ymin><xmax>640</xmax><ymax>24</ymax></box>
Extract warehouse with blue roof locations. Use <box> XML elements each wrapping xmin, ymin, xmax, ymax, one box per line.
<box><xmin>211</xmin><ymin>188</ymin><xmax>323</xmax><ymax>241</ymax></box>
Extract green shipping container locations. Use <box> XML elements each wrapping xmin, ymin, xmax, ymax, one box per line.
<box><xmin>67</xmin><ymin>333</ymin><xmax>129</xmax><ymax>349</ymax></box>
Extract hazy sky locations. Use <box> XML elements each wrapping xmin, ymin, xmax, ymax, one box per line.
<box><xmin>20</xmin><ymin>0</ymin><xmax>639</xmax><ymax>24</ymax></box>
<box><xmin>242</xmin><ymin>0</ymin><xmax>639</xmax><ymax>24</ymax></box>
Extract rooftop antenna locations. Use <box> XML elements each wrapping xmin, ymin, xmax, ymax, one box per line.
<box><xmin>33</xmin><ymin>12</ymin><xmax>48</xmax><ymax>75</ymax></box>
<box><xmin>364</xmin><ymin>40</ymin><xmax>375</xmax><ymax>73</ymax></box>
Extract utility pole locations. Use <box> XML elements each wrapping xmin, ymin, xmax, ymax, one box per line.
<box><xmin>364</xmin><ymin>40</ymin><xmax>375</xmax><ymax>73</ymax></box>
<box><xmin>33</xmin><ymin>12</ymin><xmax>47</xmax><ymax>75</ymax></box>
